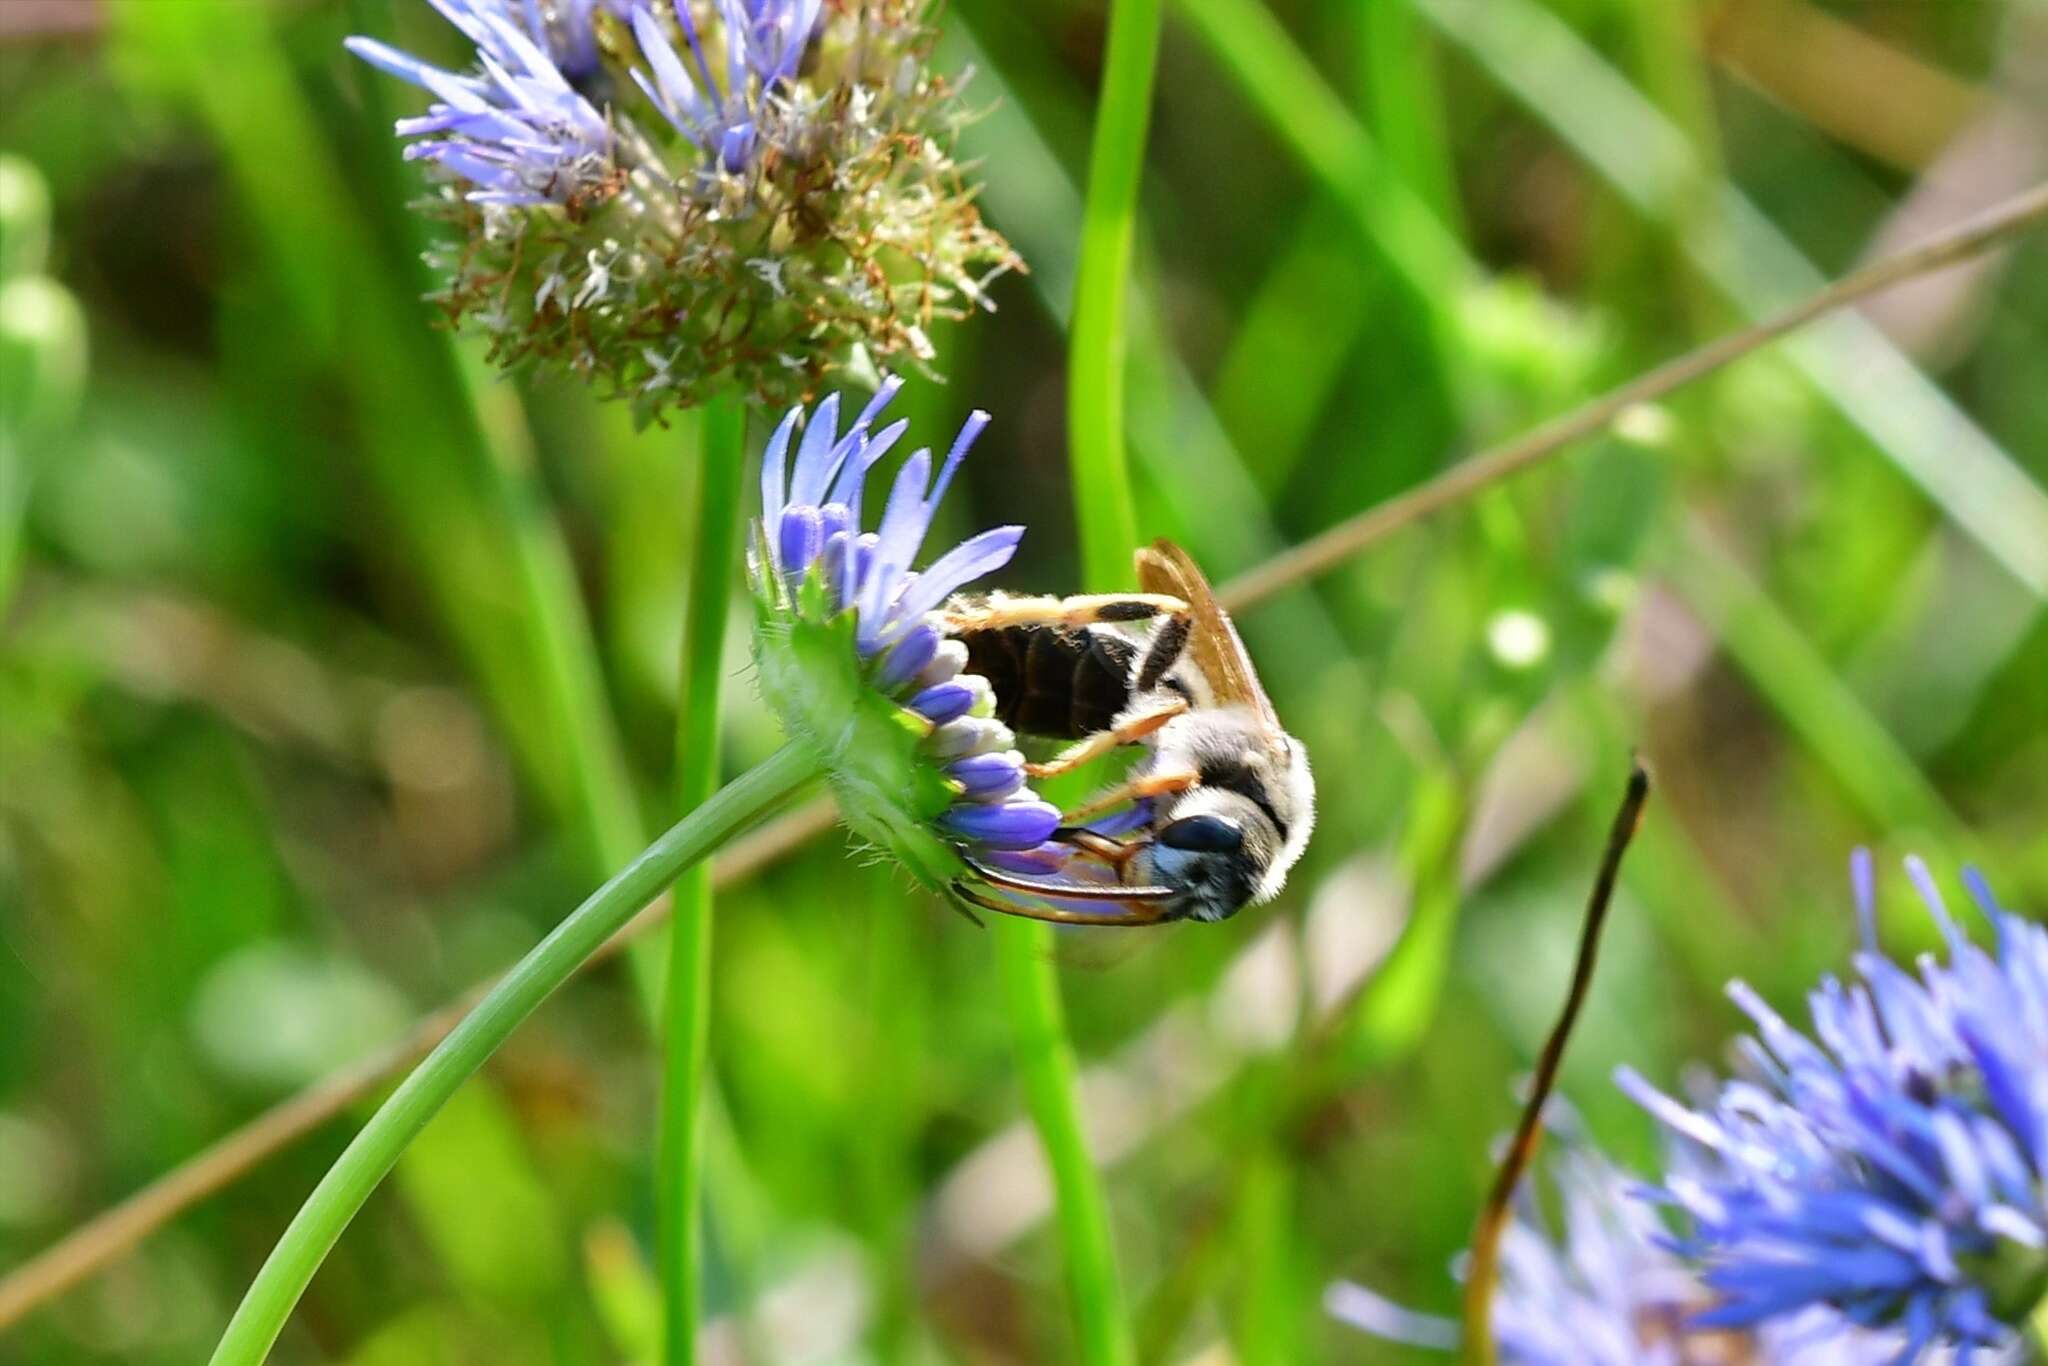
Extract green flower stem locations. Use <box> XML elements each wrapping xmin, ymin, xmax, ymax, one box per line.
<box><xmin>1007</xmin><ymin>0</ymin><xmax>1164</xmax><ymax>1357</ymax></box>
<box><xmin>1067</xmin><ymin>0</ymin><xmax>1163</xmax><ymax>587</ymax></box>
<box><xmin>658</xmin><ymin>393</ymin><xmax>748</xmax><ymax>1365</ymax></box>
<box><xmin>206</xmin><ymin>744</ymin><xmax>820</xmax><ymax>1366</ymax></box>
<box><xmin>993</xmin><ymin>918</ymin><xmax>1131</xmax><ymax>1366</ymax></box>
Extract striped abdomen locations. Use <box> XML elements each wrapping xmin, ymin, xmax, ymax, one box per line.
<box><xmin>959</xmin><ymin>625</ymin><xmax>1136</xmax><ymax>740</ymax></box>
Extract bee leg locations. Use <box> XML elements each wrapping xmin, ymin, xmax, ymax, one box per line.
<box><xmin>1023</xmin><ymin>699</ymin><xmax>1189</xmax><ymax>778</ymax></box>
<box><xmin>1063</xmin><ymin>766</ymin><xmax>1199</xmax><ymax>825</ymax></box>
<box><xmin>941</xmin><ymin>592</ymin><xmax>1187</xmax><ymax>634</ymax></box>
<box><xmin>1054</xmin><ymin>828</ymin><xmax>1137</xmax><ymax>867</ymax></box>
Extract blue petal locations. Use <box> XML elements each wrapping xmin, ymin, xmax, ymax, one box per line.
<box><xmin>759</xmin><ymin>404</ymin><xmax>800</xmax><ymax>538</ymax></box>
<box><xmin>790</xmin><ymin>393</ymin><xmax>844</xmax><ymax>507</ymax></box>
<box><xmin>874</xmin><ymin>623</ymin><xmax>940</xmax><ymax>691</ymax></box>
<box><xmin>947</xmin><ymin>752</ymin><xmax>1026</xmax><ymax>802</ymax></box>
<box><xmin>941</xmin><ymin>798</ymin><xmax>1061</xmax><ymax>850</ymax></box>
<box><xmin>890</xmin><ymin>526</ymin><xmax>1024</xmax><ymax>626</ymax></box>
<box><xmin>907</xmin><ymin>680</ymin><xmax>977</xmax><ymax>726</ymax></box>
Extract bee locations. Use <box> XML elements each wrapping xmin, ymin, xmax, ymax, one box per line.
<box><xmin>941</xmin><ymin>539</ymin><xmax>1314</xmax><ymax>926</ymax></box>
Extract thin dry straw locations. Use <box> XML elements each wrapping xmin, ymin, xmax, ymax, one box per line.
<box><xmin>1459</xmin><ymin>761</ymin><xmax>1652</xmax><ymax>1366</ymax></box>
<box><xmin>5</xmin><ymin>178</ymin><xmax>2048</xmax><ymax>1337</ymax></box>
<box><xmin>1220</xmin><ymin>180</ymin><xmax>2048</xmax><ymax>612</ymax></box>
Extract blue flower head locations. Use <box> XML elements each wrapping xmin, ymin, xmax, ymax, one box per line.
<box><xmin>348</xmin><ymin>0</ymin><xmax>618</xmax><ymax>207</ymax></box>
<box><xmin>749</xmin><ymin>382</ymin><xmax>1064</xmax><ymax>886</ymax></box>
<box><xmin>346</xmin><ymin>0</ymin><xmax>1017</xmax><ymax>415</ymax></box>
<box><xmin>629</xmin><ymin>0</ymin><xmax>821</xmax><ymax>173</ymax></box>
<box><xmin>1620</xmin><ymin>852</ymin><xmax>2048</xmax><ymax>1359</ymax></box>
<box><xmin>1331</xmin><ymin>1132</ymin><xmax>1903</xmax><ymax>1364</ymax></box>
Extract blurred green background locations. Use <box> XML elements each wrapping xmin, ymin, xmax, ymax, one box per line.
<box><xmin>5</xmin><ymin>0</ymin><xmax>2048</xmax><ymax>1360</ymax></box>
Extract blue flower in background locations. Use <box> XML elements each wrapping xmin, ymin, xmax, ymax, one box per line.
<box><xmin>1620</xmin><ymin>852</ymin><xmax>2048</xmax><ymax>1360</ymax></box>
<box><xmin>346</xmin><ymin>0</ymin><xmax>616</xmax><ymax>206</ymax></box>
<box><xmin>752</xmin><ymin>382</ymin><xmax>1062</xmax><ymax>870</ymax></box>
<box><xmin>1330</xmin><ymin>1136</ymin><xmax>1903</xmax><ymax>1364</ymax></box>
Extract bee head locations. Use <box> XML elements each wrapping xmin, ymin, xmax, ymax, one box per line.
<box><xmin>1137</xmin><ymin>808</ymin><xmax>1257</xmax><ymax>923</ymax></box>
<box><xmin>1136</xmin><ymin>713</ymin><xmax>1316</xmax><ymax>922</ymax></box>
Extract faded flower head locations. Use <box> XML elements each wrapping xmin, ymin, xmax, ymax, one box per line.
<box><xmin>1331</xmin><ymin>1133</ymin><xmax>1902</xmax><ymax>1364</ymax></box>
<box><xmin>347</xmin><ymin>0</ymin><xmax>1018</xmax><ymax>417</ymax></box>
<box><xmin>1620</xmin><ymin>853</ymin><xmax>2048</xmax><ymax>1360</ymax></box>
<box><xmin>748</xmin><ymin>380</ymin><xmax>1061</xmax><ymax>888</ymax></box>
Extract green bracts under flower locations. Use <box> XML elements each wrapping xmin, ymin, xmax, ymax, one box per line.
<box><xmin>752</xmin><ymin>562</ymin><xmax>966</xmax><ymax>891</ymax></box>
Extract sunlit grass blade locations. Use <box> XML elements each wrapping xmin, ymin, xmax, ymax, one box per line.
<box><xmin>206</xmin><ymin>744</ymin><xmax>820</xmax><ymax>1365</ymax></box>
<box><xmin>658</xmin><ymin>394</ymin><xmax>748</xmax><ymax>1365</ymax></box>
<box><xmin>941</xmin><ymin>22</ymin><xmax>1355</xmax><ymax>669</ymax></box>
<box><xmin>1068</xmin><ymin>0</ymin><xmax>1163</xmax><ymax>586</ymax></box>
<box><xmin>458</xmin><ymin>350</ymin><xmax>649</xmax><ymax>877</ymax></box>
<box><xmin>1014</xmin><ymin>0</ymin><xmax>1171</xmax><ymax>1353</ymax></box>
<box><xmin>1172</xmin><ymin>0</ymin><xmax>1470</xmax><ymax>380</ymax></box>
<box><xmin>1356</xmin><ymin>1</ymin><xmax>1462</xmax><ymax>230</ymax></box>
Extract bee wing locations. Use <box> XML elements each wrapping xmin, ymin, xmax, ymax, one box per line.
<box><xmin>1134</xmin><ymin>539</ymin><xmax>1283</xmax><ymax>737</ymax></box>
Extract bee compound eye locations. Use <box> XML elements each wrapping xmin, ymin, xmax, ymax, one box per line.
<box><xmin>1158</xmin><ymin>815</ymin><xmax>1242</xmax><ymax>853</ymax></box>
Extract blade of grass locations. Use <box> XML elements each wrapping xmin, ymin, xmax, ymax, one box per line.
<box><xmin>1067</xmin><ymin>0</ymin><xmax>1162</xmax><ymax>586</ymax></box>
<box><xmin>658</xmin><ymin>394</ymin><xmax>747</xmax><ymax>1365</ymax></box>
<box><xmin>205</xmin><ymin>744</ymin><xmax>820</xmax><ymax>1366</ymax></box>
<box><xmin>0</xmin><ymin>155</ymin><xmax>85</xmax><ymax>612</ymax></box>
<box><xmin>1659</xmin><ymin>513</ymin><xmax>1965</xmax><ymax>862</ymax></box>
<box><xmin>1356</xmin><ymin>0</ymin><xmax>1462</xmax><ymax>232</ymax></box>
<box><xmin>941</xmin><ymin>22</ymin><xmax>1354</xmax><ymax>670</ymax></box>
<box><xmin>1205</xmin><ymin>204</ymin><xmax>1376</xmax><ymax>500</ymax></box>
<box><xmin>1229</xmin><ymin>1150</ymin><xmax>1304</xmax><ymax>1365</ymax></box>
<box><xmin>990</xmin><ymin>920</ymin><xmax>1132</xmax><ymax>1363</ymax></box>
<box><xmin>459</xmin><ymin>349</ymin><xmax>649</xmax><ymax>877</ymax></box>
<box><xmin>1172</xmin><ymin>0</ymin><xmax>1472</xmax><ymax>382</ymax></box>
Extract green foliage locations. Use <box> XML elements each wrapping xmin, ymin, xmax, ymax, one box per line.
<box><xmin>751</xmin><ymin>560</ymin><xmax>962</xmax><ymax>890</ymax></box>
<box><xmin>3</xmin><ymin>0</ymin><xmax>2046</xmax><ymax>1361</ymax></box>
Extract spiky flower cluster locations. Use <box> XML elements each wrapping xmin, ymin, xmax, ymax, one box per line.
<box><xmin>1620</xmin><ymin>854</ymin><xmax>2048</xmax><ymax>1359</ymax></box>
<box><xmin>748</xmin><ymin>381</ymin><xmax>1062</xmax><ymax>889</ymax></box>
<box><xmin>1331</xmin><ymin>1137</ymin><xmax>1905</xmax><ymax>1363</ymax></box>
<box><xmin>349</xmin><ymin>0</ymin><xmax>1018</xmax><ymax>419</ymax></box>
